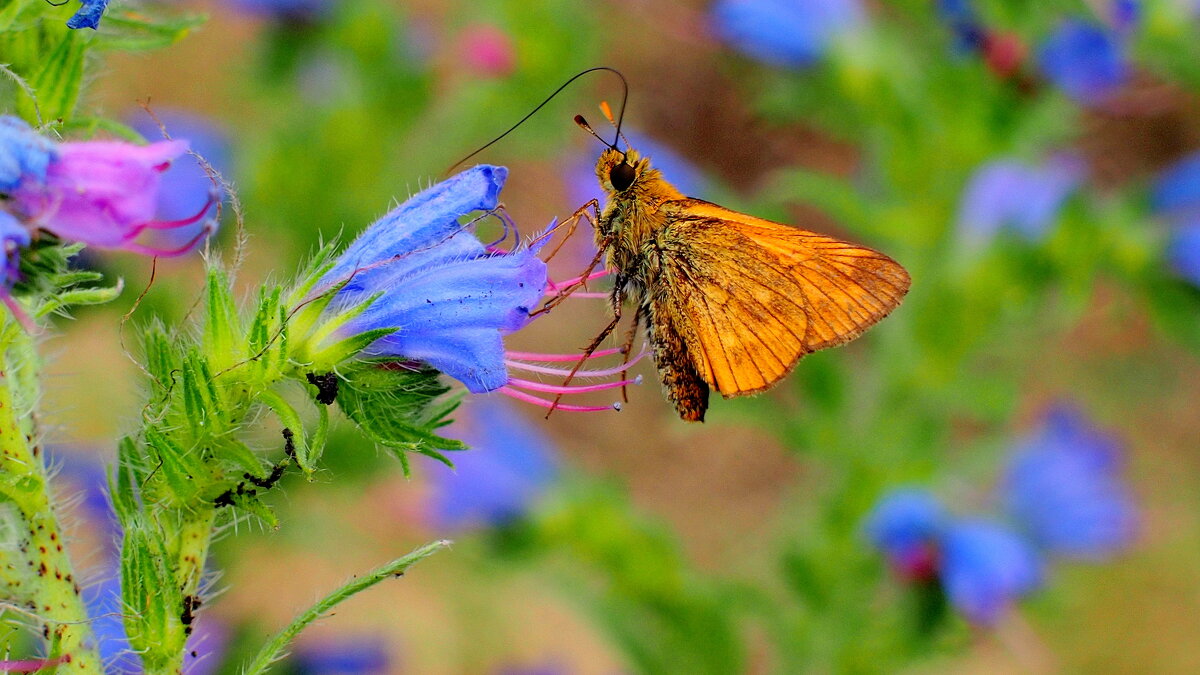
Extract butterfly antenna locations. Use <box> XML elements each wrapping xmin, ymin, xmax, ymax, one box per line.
<box><xmin>598</xmin><ymin>101</ymin><xmax>633</xmax><ymax>150</ymax></box>
<box><xmin>445</xmin><ymin>66</ymin><xmax>630</xmax><ymax>174</ymax></box>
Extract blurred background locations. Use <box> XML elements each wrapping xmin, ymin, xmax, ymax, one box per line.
<box><xmin>32</xmin><ymin>0</ymin><xmax>1200</xmax><ymax>672</ymax></box>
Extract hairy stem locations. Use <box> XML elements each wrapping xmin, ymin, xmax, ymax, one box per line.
<box><xmin>0</xmin><ymin>333</ymin><xmax>101</xmax><ymax>672</ymax></box>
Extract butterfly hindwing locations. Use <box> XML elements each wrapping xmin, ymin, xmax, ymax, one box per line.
<box><xmin>655</xmin><ymin>199</ymin><xmax>911</xmax><ymax>397</ymax></box>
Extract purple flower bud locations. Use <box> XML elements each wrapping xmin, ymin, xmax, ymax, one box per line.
<box><xmin>863</xmin><ymin>488</ymin><xmax>946</xmax><ymax>581</ymax></box>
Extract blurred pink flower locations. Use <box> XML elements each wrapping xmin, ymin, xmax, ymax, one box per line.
<box><xmin>460</xmin><ymin>24</ymin><xmax>516</xmax><ymax>78</ymax></box>
<box><xmin>9</xmin><ymin>139</ymin><xmax>214</xmax><ymax>256</ymax></box>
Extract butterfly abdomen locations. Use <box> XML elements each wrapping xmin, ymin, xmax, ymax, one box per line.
<box><xmin>644</xmin><ymin>296</ymin><xmax>709</xmax><ymax>422</ymax></box>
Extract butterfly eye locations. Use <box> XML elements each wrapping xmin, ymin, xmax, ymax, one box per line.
<box><xmin>610</xmin><ymin>161</ymin><xmax>637</xmax><ymax>192</ymax></box>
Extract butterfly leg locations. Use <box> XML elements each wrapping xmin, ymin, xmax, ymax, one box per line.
<box><xmin>531</xmin><ymin>231</ymin><xmax>614</xmax><ymax>317</ymax></box>
<box><xmin>544</xmin><ymin>280</ymin><xmax>626</xmax><ymax>418</ymax></box>
<box><xmin>618</xmin><ymin>302</ymin><xmax>644</xmax><ymax>403</ymax></box>
<box><xmin>533</xmin><ymin>199</ymin><xmax>601</xmax><ymax>264</ymax></box>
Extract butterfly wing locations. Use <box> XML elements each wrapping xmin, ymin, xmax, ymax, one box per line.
<box><xmin>654</xmin><ymin>199</ymin><xmax>910</xmax><ymax>397</ymax></box>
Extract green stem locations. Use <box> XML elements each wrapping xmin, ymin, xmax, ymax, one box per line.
<box><xmin>0</xmin><ymin>340</ymin><xmax>101</xmax><ymax>672</ymax></box>
<box><xmin>242</xmin><ymin>540</ymin><xmax>451</xmax><ymax>675</ymax></box>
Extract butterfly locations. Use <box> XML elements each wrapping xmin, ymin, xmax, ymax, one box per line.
<box><xmin>550</xmin><ymin>109</ymin><xmax>911</xmax><ymax>422</ymax></box>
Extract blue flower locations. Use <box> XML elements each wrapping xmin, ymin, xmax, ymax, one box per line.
<box><xmin>128</xmin><ymin>110</ymin><xmax>230</xmax><ymax>243</ymax></box>
<box><xmin>956</xmin><ymin>156</ymin><xmax>1083</xmax><ymax>242</ymax></box>
<box><xmin>1002</xmin><ymin>406</ymin><xmax>1138</xmax><ymax>559</ymax></box>
<box><xmin>324</xmin><ymin>166</ymin><xmax>547</xmax><ymax>394</ymax></box>
<box><xmin>939</xmin><ymin>519</ymin><xmax>1043</xmax><ymax>625</ymax></box>
<box><xmin>710</xmin><ymin>0</ymin><xmax>864</xmax><ymax>68</ymax></box>
<box><xmin>934</xmin><ymin>0</ymin><xmax>987</xmax><ymax>54</ymax></box>
<box><xmin>863</xmin><ymin>488</ymin><xmax>946</xmax><ymax>579</ymax></box>
<box><xmin>1037</xmin><ymin>19</ymin><xmax>1129</xmax><ymax>105</ymax></box>
<box><xmin>1166</xmin><ymin>222</ymin><xmax>1200</xmax><ymax>286</ymax></box>
<box><xmin>65</xmin><ymin>0</ymin><xmax>109</xmax><ymax>29</ymax></box>
<box><xmin>291</xmin><ymin>636</ymin><xmax>390</xmax><ymax>674</ymax></box>
<box><xmin>426</xmin><ymin>397</ymin><xmax>559</xmax><ymax>531</ymax></box>
<box><xmin>1150</xmin><ymin>151</ymin><xmax>1200</xmax><ymax>220</ymax></box>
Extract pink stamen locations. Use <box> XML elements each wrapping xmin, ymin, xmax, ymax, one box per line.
<box><xmin>505</xmin><ymin>350</ymin><xmax>648</xmax><ymax>378</ymax></box>
<box><xmin>546</xmin><ymin>268</ymin><xmax>612</xmax><ymax>291</ymax></box>
<box><xmin>499</xmin><ymin>386</ymin><xmax>621</xmax><ymax>412</ymax></box>
<box><xmin>506</xmin><ymin>347</ymin><xmax>625</xmax><ymax>362</ymax></box>
<box><xmin>143</xmin><ymin>193</ymin><xmax>217</xmax><ymax>230</ymax></box>
<box><xmin>1</xmin><ymin>655</ymin><xmax>70</xmax><ymax>672</ymax></box>
<box><xmin>123</xmin><ymin>223</ymin><xmax>215</xmax><ymax>258</ymax></box>
<box><xmin>508</xmin><ymin>375</ymin><xmax>642</xmax><ymax>395</ymax></box>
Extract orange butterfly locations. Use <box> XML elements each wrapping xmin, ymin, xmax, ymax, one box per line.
<box><xmin>550</xmin><ymin>110</ymin><xmax>910</xmax><ymax>421</ymax></box>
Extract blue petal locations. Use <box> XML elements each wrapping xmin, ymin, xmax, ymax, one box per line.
<box><xmin>1151</xmin><ymin>151</ymin><xmax>1200</xmax><ymax>219</ymax></box>
<box><xmin>940</xmin><ymin>519</ymin><xmax>1043</xmax><ymax>625</ymax></box>
<box><xmin>0</xmin><ymin>115</ymin><xmax>56</xmax><ymax>193</ymax></box>
<box><xmin>1167</xmin><ymin>221</ymin><xmax>1200</xmax><ymax>287</ymax></box>
<box><xmin>711</xmin><ymin>0</ymin><xmax>864</xmax><ymax>68</ymax></box>
<box><xmin>863</xmin><ymin>488</ymin><xmax>947</xmax><ymax>562</ymax></box>
<box><xmin>323</xmin><ymin>165</ymin><xmax>507</xmax><ymax>285</ymax></box>
<box><xmin>1037</xmin><ymin>19</ymin><xmax>1129</xmax><ymax>105</ymax></box>
<box><xmin>1002</xmin><ymin>405</ymin><xmax>1138</xmax><ymax>558</ymax></box>
<box><xmin>65</xmin><ymin>0</ymin><xmax>110</xmax><ymax>29</ymax></box>
<box><xmin>349</xmin><ymin>249</ymin><xmax>547</xmax><ymax>393</ymax></box>
<box><xmin>427</xmin><ymin>397</ymin><xmax>559</xmax><ymax>531</ymax></box>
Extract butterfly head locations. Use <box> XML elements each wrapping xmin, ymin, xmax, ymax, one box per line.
<box><xmin>596</xmin><ymin>147</ymin><xmax>647</xmax><ymax>195</ymax></box>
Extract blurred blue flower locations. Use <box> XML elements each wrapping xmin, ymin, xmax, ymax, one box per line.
<box><xmin>1037</xmin><ymin>19</ymin><xmax>1129</xmax><ymax>105</ymax></box>
<box><xmin>1166</xmin><ymin>223</ymin><xmax>1200</xmax><ymax>286</ymax></box>
<box><xmin>128</xmin><ymin>110</ymin><xmax>230</xmax><ymax>246</ymax></box>
<box><xmin>863</xmin><ymin>488</ymin><xmax>946</xmax><ymax>580</ymax></box>
<box><xmin>570</xmin><ymin>131</ymin><xmax>708</xmax><ymax>211</ymax></box>
<box><xmin>226</xmin><ymin>0</ymin><xmax>332</xmax><ymax>22</ymax></box>
<box><xmin>939</xmin><ymin>519</ymin><xmax>1043</xmax><ymax>625</ymax></box>
<box><xmin>324</xmin><ymin>165</ymin><xmax>547</xmax><ymax>394</ymax></box>
<box><xmin>0</xmin><ymin>116</ymin><xmax>55</xmax><ymax>192</ymax></box>
<box><xmin>427</xmin><ymin>397</ymin><xmax>559</xmax><ymax>531</ymax></box>
<box><xmin>956</xmin><ymin>156</ymin><xmax>1083</xmax><ymax>242</ymax></box>
<box><xmin>710</xmin><ymin>0</ymin><xmax>864</xmax><ymax>68</ymax></box>
<box><xmin>0</xmin><ymin>212</ymin><xmax>30</xmax><ymax>294</ymax></box>
<box><xmin>292</xmin><ymin>636</ymin><xmax>390</xmax><ymax>674</ymax></box>
<box><xmin>1003</xmin><ymin>406</ymin><xmax>1138</xmax><ymax>558</ymax></box>
<box><xmin>1112</xmin><ymin>0</ymin><xmax>1141</xmax><ymax>34</ymax></box>
<box><xmin>934</xmin><ymin>0</ymin><xmax>987</xmax><ymax>54</ymax></box>
<box><xmin>1150</xmin><ymin>151</ymin><xmax>1200</xmax><ymax>220</ymax></box>
<box><xmin>65</xmin><ymin>0</ymin><xmax>109</xmax><ymax>30</ymax></box>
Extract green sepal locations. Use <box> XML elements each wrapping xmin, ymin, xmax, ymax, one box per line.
<box><xmin>143</xmin><ymin>427</ymin><xmax>205</xmax><ymax>505</ymax></box>
<box><xmin>336</xmin><ymin>363</ymin><xmax>465</xmax><ymax>461</ymax></box>
<box><xmin>108</xmin><ymin>436</ymin><xmax>143</xmax><ymax>526</ymax></box>
<box><xmin>121</xmin><ymin>518</ymin><xmax>186</xmax><ymax>659</ymax></box>
<box><xmin>310</xmin><ymin>326</ymin><xmax>396</xmax><ymax>369</ymax></box>
<box><xmin>204</xmin><ymin>266</ymin><xmax>240</xmax><ymax>371</ymax></box>
<box><xmin>255</xmin><ymin>389</ymin><xmax>313</xmax><ymax>474</ymax></box>
<box><xmin>35</xmin><ymin>281</ymin><xmax>124</xmax><ymax>317</ymax></box>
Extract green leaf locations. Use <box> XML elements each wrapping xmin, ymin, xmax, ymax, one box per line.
<box><xmin>18</xmin><ymin>28</ymin><xmax>87</xmax><ymax>122</ymax></box>
<box><xmin>92</xmin><ymin>10</ymin><xmax>206</xmax><ymax>51</ymax></box>
<box><xmin>242</xmin><ymin>540</ymin><xmax>450</xmax><ymax>675</ymax></box>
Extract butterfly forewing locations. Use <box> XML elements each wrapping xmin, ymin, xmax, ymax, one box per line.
<box><xmin>656</xmin><ymin>199</ymin><xmax>911</xmax><ymax>397</ymax></box>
